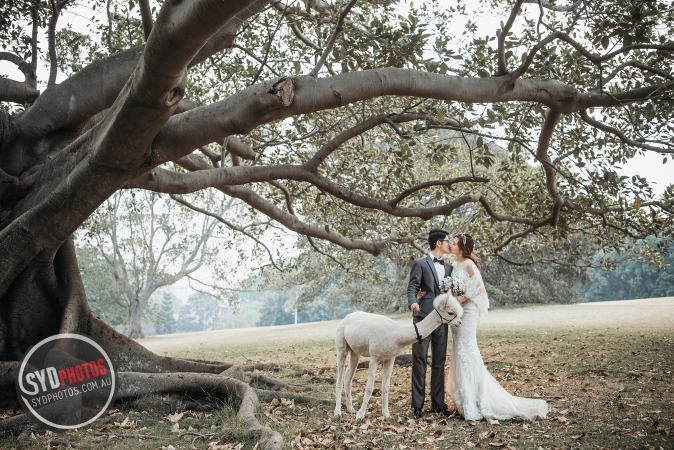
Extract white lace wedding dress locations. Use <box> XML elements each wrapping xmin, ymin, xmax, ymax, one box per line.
<box><xmin>448</xmin><ymin>259</ymin><xmax>548</xmax><ymax>421</ymax></box>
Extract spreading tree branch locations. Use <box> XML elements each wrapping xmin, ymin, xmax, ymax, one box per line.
<box><xmin>0</xmin><ymin>78</ymin><xmax>40</xmax><ymax>104</ymax></box>
<box><xmin>510</xmin><ymin>30</ymin><xmax>674</xmax><ymax>81</ymax></box>
<box><xmin>267</xmin><ymin>180</ymin><xmax>348</xmax><ymax>269</ymax></box>
<box><xmin>139</xmin><ymin>0</ymin><xmax>154</xmax><ymax>40</ymax></box>
<box><xmin>0</xmin><ymin>52</ymin><xmax>37</xmax><ymax>88</ymax></box>
<box><xmin>598</xmin><ymin>60</ymin><xmax>674</xmax><ymax>89</ymax></box>
<box><xmin>310</xmin><ymin>0</ymin><xmax>358</xmax><ymax>77</ymax></box>
<box><xmin>522</xmin><ymin>0</ymin><xmax>582</xmax><ymax>12</ymax></box>
<box><xmin>579</xmin><ymin>109</ymin><xmax>674</xmax><ymax>154</ymax></box>
<box><xmin>153</xmin><ymin>68</ymin><xmax>669</xmax><ymax>165</ymax></box>
<box><xmin>47</xmin><ymin>0</ymin><xmax>66</xmax><ymax>86</ymax></box>
<box><xmin>496</xmin><ymin>0</ymin><xmax>524</xmax><ymax>75</ymax></box>
<box><xmin>169</xmin><ymin>194</ymin><xmax>285</xmax><ymax>271</ymax></box>
<box><xmin>30</xmin><ymin>0</ymin><xmax>39</xmax><ymax>82</ymax></box>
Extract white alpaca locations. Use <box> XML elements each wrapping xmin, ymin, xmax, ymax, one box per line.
<box><xmin>334</xmin><ymin>294</ymin><xmax>463</xmax><ymax>419</ymax></box>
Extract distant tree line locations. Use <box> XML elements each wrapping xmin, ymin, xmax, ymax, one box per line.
<box><xmin>80</xmin><ymin>238</ymin><xmax>673</xmax><ymax>335</ymax></box>
<box><xmin>583</xmin><ymin>241</ymin><xmax>674</xmax><ymax>302</ymax></box>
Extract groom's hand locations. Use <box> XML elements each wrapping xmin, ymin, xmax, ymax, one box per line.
<box><xmin>410</xmin><ymin>303</ymin><xmax>420</xmax><ymax>312</ymax></box>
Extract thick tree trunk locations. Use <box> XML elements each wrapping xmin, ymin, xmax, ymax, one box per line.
<box><xmin>0</xmin><ymin>238</ymin><xmax>284</xmax><ymax>448</ymax></box>
<box><xmin>124</xmin><ymin>297</ymin><xmax>146</xmax><ymax>339</ymax></box>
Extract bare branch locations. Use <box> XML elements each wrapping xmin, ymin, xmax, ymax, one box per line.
<box><xmin>598</xmin><ymin>60</ymin><xmax>674</xmax><ymax>89</ymax></box>
<box><xmin>305</xmin><ymin>113</ymin><xmax>427</xmax><ymax>170</ymax></box>
<box><xmin>267</xmin><ymin>180</ymin><xmax>295</xmax><ymax>215</ymax></box>
<box><xmin>189</xmin><ymin>0</ymin><xmax>273</xmax><ymax>68</ymax></box>
<box><xmin>169</xmin><ymin>194</ymin><xmax>285</xmax><ymax>272</ymax></box>
<box><xmin>233</xmin><ymin>44</ymin><xmax>281</xmax><ymax>77</ymax></box>
<box><xmin>310</xmin><ymin>0</ymin><xmax>358</xmax><ymax>77</ymax></box>
<box><xmin>288</xmin><ymin>20</ymin><xmax>321</xmax><ymax>51</ymax></box>
<box><xmin>271</xmin><ymin>2</ymin><xmax>334</xmax><ymax>76</ymax></box>
<box><xmin>511</xmin><ymin>30</ymin><xmax>674</xmax><ymax>80</ymax></box>
<box><xmin>30</xmin><ymin>0</ymin><xmax>39</xmax><ymax>83</ymax></box>
<box><xmin>522</xmin><ymin>0</ymin><xmax>582</xmax><ymax>12</ymax></box>
<box><xmin>0</xmin><ymin>52</ymin><xmax>37</xmax><ymax>88</ymax></box>
<box><xmin>306</xmin><ymin>235</ymin><xmax>348</xmax><ymax>269</ymax></box>
<box><xmin>156</xmin><ymin>68</ymin><xmax>655</xmax><ymax>164</ymax></box>
<box><xmin>390</xmin><ymin>177</ymin><xmax>490</xmax><ymax>207</ymax></box>
<box><xmin>410</xmin><ymin>241</ymin><xmax>427</xmax><ymax>255</ymax></box>
<box><xmin>199</xmin><ymin>146</ymin><xmax>220</xmax><ymax>167</ymax></box>
<box><xmin>496</xmin><ymin>0</ymin><xmax>524</xmax><ymax>75</ymax></box>
<box><xmin>579</xmin><ymin>109</ymin><xmax>674</xmax><ymax>154</ymax></box>
<box><xmin>226</xmin><ymin>136</ymin><xmax>257</xmax><ymax>160</ymax></box>
<box><xmin>600</xmin><ymin>43</ymin><xmax>674</xmax><ymax>63</ymax></box>
<box><xmin>221</xmin><ymin>184</ymin><xmax>389</xmax><ymax>255</ymax></box>
<box><xmin>267</xmin><ymin>180</ymin><xmax>347</xmax><ymax>269</ymax></box>
<box><xmin>535</xmin><ymin>110</ymin><xmax>564</xmax><ymax>227</ymax></box>
<box><xmin>47</xmin><ymin>0</ymin><xmax>62</xmax><ymax>86</ymax></box>
<box><xmin>139</xmin><ymin>0</ymin><xmax>154</xmax><ymax>40</ymax></box>
<box><xmin>126</xmin><ymin>159</ymin><xmax>484</xmax><ymax>221</ymax></box>
<box><xmin>0</xmin><ymin>78</ymin><xmax>40</xmax><ymax>104</ymax></box>
<box><xmin>493</xmin><ymin>224</ymin><xmax>539</xmax><ymax>253</ymax></box>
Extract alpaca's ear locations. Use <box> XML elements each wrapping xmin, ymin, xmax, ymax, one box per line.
<box><xmin>433</xmin><ymin>293</ymin><xmax>450</xmax><ymax>310</ymax></box>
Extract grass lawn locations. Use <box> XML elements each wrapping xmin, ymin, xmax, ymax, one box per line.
<box><xmin>1</xmin><ymin>298</ymin><xmax>673</xmax><ymax>449</ymax></box>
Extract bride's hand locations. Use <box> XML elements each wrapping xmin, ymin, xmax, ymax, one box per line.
<box><xmin>456</xmin><ymin>295</ymin><xmax>467</xmax><ymax>303</ymax></box>
<box><xmin>417</xmin><ymin>290</ymin><xmax>426</xmax><ymax>299</ymax></box>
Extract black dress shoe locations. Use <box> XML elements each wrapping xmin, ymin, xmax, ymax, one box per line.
<box><xmin>433</xmin><ymin>408</ymin><xmax>452</xmax><ymax>417</ymax></box>
<box><xmin>413</xmin><ymin>407</ymin><xmax>422</xmax><ymax>419</ymax></box>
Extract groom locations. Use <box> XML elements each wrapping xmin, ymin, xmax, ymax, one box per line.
<box><xmin>407</xmin><ymin>228</ymin><xmax>453</xmax><ymax>418</ymax></box>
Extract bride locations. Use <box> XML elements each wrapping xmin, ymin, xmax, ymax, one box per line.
<box><xmin>447</xmin><ymin>233</ymin><xmax>547</xmax><ymax>421</ymax></box>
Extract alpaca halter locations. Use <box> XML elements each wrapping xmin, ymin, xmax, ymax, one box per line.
<box><xmin>435</xmin><ymin>307</ymin><xmax>459</xmax><ymax>325</ymax></box>
<box><xmin>413</xmin><ymin>308</ymin><xmax>459</xmax><ymax>344</ymax></box>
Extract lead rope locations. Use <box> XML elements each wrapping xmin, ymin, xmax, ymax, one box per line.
<box><xmin>413</xmin><ymin>321</ymin><xmax>423</xmax><ymax>344</ymax></box>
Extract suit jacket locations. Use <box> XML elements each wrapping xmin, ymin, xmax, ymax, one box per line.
<box><xmin>407</xmin><ymin>255</ymin><xmax>453</xmax><ymax>318</ymax></box>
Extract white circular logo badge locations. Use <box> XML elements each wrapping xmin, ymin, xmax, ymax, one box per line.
<box><xmin>15</xmin><ymin>333</ymin><xmax>117</xmax><ymax>430</ymax></box>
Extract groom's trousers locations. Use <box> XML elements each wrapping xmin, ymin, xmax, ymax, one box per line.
<box><xmin>411</xmin><ymin>317</ymin><xmax>448</xmax><ymax>410</ymax></box>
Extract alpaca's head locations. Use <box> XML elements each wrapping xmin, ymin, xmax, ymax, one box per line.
<box><xmin>433</xmin><ymin>293</ymin><xmax>464</xmax><ymax>328</ymax></box>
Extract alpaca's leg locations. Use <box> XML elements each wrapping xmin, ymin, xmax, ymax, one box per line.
<box><xmin>334</xmin><ymin>341</ymin><xmax>348</xmax><ymax>417</ymax></box>
<box><xmin>380</xmin><ymin>358</ymin><xmax>395</xmax><ymax>418</ymax></box>
<box><xmin>356</xmin><ymin>356</ymin><xmax>378</xmax><ymax>420</ymax></box>
<box><xmin>345</xmin><ymin>350</ymin><xmax>359</xmax><ymax>413</ymax></box>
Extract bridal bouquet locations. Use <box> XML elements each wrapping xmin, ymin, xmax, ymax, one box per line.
<box><xmin>440</xmin><ymin>276</ymin><xmax>466</xmax><ymax>297</ymax></box>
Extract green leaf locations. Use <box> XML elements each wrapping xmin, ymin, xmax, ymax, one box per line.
<box><xmin>623</xmin><ymin>35</ymin><xmax>633</xmax><ymax>47</ymax></box>
<box><xmin>601</xmin><ymin>36</ymin><xmax>609</xmax><ymax>50</ymax></box>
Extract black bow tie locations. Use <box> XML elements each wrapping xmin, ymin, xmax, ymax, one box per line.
<box><xmin>433</xmin><ymin>257</ymin><xmax>445</xmax><ymax>265</ymax></box>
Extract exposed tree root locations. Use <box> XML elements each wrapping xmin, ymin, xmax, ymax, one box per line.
<box><xmin>0</xmin><ymin>411</ymin><xmax>36</xmax><ymax>436</ymax></box>
<box><xmin>47</xmin><ymin>439</ymin><xmax>88</xmax><ymax>448</ymax></box>
<box><xmin>249</xmin><ymin>373</ymin><xmax>313</xmax><ymax>391</ymax></box>
<box><xmin>242</xmin><ymin>363</ymin><xmax>282</xmax><ymax>372</ymax></box>
<box><xmin>117</xmin><ymin>372</ymin><xmax>283</xmax><ymax>450</ymax></box>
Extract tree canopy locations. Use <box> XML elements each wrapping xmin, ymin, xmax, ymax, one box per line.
<box><xmin>1</xmin><ymin>0</ymin><xmax>673</xmax><ymax>444</ymax></box>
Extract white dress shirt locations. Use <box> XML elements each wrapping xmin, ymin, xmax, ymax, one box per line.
<box><xmin>430</xmin><ymin>254</ymin><xmax>445</xmax><ymax>281</ymax></box>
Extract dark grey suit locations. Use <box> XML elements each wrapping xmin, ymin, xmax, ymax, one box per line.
<box><xmin>407</xmin><ymin>255</ymin><xmax>453</xmax><ymax>410</ymax></box>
